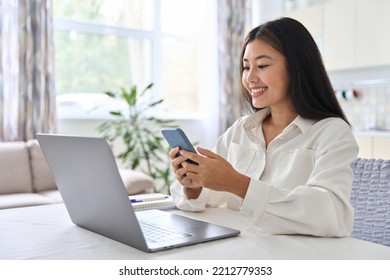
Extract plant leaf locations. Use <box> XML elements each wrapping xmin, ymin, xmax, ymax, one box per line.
<box><xmin>140</xmin><ymin>82</ymin><xmax>154</xmax><ymax>96</ymax></box>
<box><xmin>104</xmin><ymin>91</ymin><xmax>116</xmax><ymax>98</ymax></box>
<box><xmin>129</xmin><ymin>86</ymin><xmax>138</xmax><ymax>106</ymax></box>
<box><xmin>109</xmin><ymin>111</ymin><xmax>122</xmax><ymax>116</ymax></box>
<box><xmin>147</xmin><ymin>99</ymin><xmax>164</xmax><ymax>108</ymax></box>
<box><xmin>117</xmin><ymin>87</ymin><xmax>130</xmax><ymax>105</ymax></box>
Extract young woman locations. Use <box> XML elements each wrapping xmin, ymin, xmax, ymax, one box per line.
<box><xmin>168</xmin><ymin>17</ymin><xmax>358</xmax><ymax>237</ymax></box>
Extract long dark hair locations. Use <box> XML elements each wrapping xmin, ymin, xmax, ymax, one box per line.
<box><xmin>240</xmin><ymin>17</ymin><xmax>349</xmax><ymax>125</ymax></box>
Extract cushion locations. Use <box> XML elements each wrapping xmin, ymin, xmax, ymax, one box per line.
<box><xmin>119</xmin><ymin>169</ymin><xmax>155</xmax><ymax>194</ymax></box>
<box><xmin>27</xmin><ymin>139</ymin><xmax>57</xmax><ymax>192</ymax></box>
<box><xmin>0</xmin><ymin>193</ymin><xmax>54</xmax><ymax>209</ymax></box>
<box><xmin>0</xmin><ymin>142</ymin><xmax>33</xmax><ymax>194</ymax></box>
<box><xmin>39</xmin><ymin>190</ymin><xmax>63</xmax><ymax>203</ymax></box>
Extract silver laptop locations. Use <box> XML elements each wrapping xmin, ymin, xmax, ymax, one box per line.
<box><xmin>36</xmin><ymin>133</ymin><xmax>240</xmax><ymax>252</ymax></box>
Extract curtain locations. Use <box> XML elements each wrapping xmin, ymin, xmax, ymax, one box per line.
<box><xmin>0</xmin><ymin>0</ymin><xmax>56</xmax><ymax>141</ymax></box>
<box><xmin>217</xmin><ymin>0</ymin><xmax>252</xmax><ymax>134</ymax></box>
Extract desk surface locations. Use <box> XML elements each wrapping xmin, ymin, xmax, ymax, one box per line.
<box><xmin>1</xmin><ymin>203</ymin><xmax>390</xmax><ymax>260</ymax></box>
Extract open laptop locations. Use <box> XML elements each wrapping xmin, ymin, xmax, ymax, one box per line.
<box><xmin>36</xmin><ymin>133</ymin><xmax>240</xmax><ymax>252</ymax></box>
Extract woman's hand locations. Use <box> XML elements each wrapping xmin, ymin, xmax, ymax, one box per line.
<box><xmin>168</xmin><ymin>147</ymin><xmax>203</xmax><ymax>198</ymax></box>
<box><xmin>179</xmin><ymin>147</ymin><xmax>250</xmax><ymax>198</ymax></box>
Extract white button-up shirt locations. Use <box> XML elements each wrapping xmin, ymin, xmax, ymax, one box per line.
<box><xmin>170</xmin><ymin>108</ymin><xmax>359</xmax><ymax>237</ymax></box>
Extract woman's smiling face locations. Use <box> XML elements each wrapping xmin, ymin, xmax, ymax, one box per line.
<box><xmin>241</xmin><ymin>39</ymin><xmax>290</xmax><ymax>110</ymax></box>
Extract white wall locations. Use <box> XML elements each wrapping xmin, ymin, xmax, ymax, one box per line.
<box><xmin>252</xmin><ymin>0</ymin><xmax>284</xmax><ymax>25</ymax></box>
<box><xmin>329</xmin><ymin>66</ymin><xmax>390</xmax><ymax>85</ymax></box>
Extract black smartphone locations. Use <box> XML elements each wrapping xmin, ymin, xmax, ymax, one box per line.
<box><xmin>161</xmin><ymin>128</ymin><xmax>198</xmax><ymax>165</ymax></box>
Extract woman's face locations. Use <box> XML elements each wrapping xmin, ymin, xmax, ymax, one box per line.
<box><xmin>242</xmin><ymin>39</ymin><xmax>290</xmax><ymax>110</ymax></box>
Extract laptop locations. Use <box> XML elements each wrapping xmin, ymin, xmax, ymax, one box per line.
<box><xmin>36</xmin><ymin>133</ymin><xmax>240</xmax><ymax>252</ymax></box>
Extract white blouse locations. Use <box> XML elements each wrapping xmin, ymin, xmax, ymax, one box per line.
<box><xmin>170</xmin><ymin>108</ymin><xmax>359</xmax><ymax>237</ymax></box>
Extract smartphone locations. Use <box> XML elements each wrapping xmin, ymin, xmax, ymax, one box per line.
<box><xmin>161</xmin><ymin>128</ymin><xmax>198</xmax><ymax>165</ymax></box>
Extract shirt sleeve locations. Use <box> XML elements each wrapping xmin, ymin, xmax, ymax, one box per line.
<box><xmin>170</xmin><ymin>180</ymin><xmax>229</xmax><ymax>211</ymax></box>
<box><xmin>240</xmin><ymin>120</ymin><xmax>359</xmax><ymax>237</ymax></box>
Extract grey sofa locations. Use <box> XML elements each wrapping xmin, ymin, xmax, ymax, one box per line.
<box><xmin>0</xmin><ymin>139</ymin><xmax>155</xmax><ymax>209</ymax></box>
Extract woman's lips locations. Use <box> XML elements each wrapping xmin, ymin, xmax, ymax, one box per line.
<box><xmin>251</xmin><ymin>87</ymin><xmax>267</xmax><ymax>97</ymax></box>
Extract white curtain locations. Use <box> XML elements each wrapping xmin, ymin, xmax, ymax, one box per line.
<box><xmin>217</xmin><ymin>0</ymin><xmax>252</xmax><ymax>134</ymax></box>
<box><xmin>0</xmin><ymin>0</ymin><xmax>56</xmax><ymax>141</ymax></box>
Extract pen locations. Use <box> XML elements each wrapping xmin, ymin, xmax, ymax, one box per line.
<box><xmin>130</xmin><ymin>196</ymin><xmax>170</xmax><ymax>203</ymax></box>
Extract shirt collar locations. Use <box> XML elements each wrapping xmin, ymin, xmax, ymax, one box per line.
<box><xmin>292</xmin><ymin>115</ymin><xmax>316</xmax><ymax>134</ymax></box>
<box><xmin>243</xmin><ymin>108</ymin><xmax>316</xmax><ymax>134</ymax></box>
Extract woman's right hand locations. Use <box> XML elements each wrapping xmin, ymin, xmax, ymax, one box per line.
<box><xmin>168</xmin><ymin>147</ymin><xmax>203</xmax><ymax>192</ymax></box>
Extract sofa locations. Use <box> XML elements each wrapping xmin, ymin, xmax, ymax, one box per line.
<box><xmin>0</xmin><ymin>139</ymin><xmax>155</xmax><ymax>210</ymax></box>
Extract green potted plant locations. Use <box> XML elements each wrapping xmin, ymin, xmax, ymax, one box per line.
<box><xmin>97</xmin><ymin>83</ymin><xmax>176</xmax><ymax>193</ymax></box>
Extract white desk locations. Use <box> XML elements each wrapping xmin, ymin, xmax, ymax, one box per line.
<box><xmin>1</xmin><ymin>203</ymin><xmax>390</xmax><ymax>260</ymax></box>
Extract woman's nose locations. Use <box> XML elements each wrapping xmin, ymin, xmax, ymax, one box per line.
<box><xmin>246</xmin><ymin>68</ymin><xmax>259</xmax><ymax>84</ymax></box>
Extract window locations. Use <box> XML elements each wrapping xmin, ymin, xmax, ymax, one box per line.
<box><xmin>53</xmin><ymin>0</ymin><xmax>216</xmax><ymax>119</ymax></box>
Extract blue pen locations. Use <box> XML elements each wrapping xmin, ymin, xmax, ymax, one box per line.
<box><xmin>130</xmin><ymin>196</ymin><xmax>169</xmax><ymax>203</ymax></box>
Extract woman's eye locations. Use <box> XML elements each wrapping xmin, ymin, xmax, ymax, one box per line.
<box><xmin>258</xmin><ymin>64</ymin><xmax>269</xmax><ymax>69</ymax></box>
<box><xmin>243</xmin><ymin>66</ymin><xmax>249</xmax><ymax>71</ymax></box>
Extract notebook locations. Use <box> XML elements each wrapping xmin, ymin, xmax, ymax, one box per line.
<box><xmin>130</xmin><ymin>194</ymin><xmax>178</xmax><ymax>211</ymax></box>
<box><xmin>36</xmin><ymin>133</ymin><xmax>240</xmax><ymax>252</ymax></box>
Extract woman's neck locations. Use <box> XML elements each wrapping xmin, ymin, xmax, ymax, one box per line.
<box><xmin>262</xmin><ymin>108</ymin><xmax>298</xmax><ymax>147</ymax></box>
<box><xmin>266</xmin><ymin>107</ymin><xmax>297</xmax><ymax>129</ymax></box>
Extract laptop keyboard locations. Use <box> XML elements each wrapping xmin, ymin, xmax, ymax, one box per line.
<box><xmin>139</xmin><ymin>220</ymin><xmax>192</xmax><ymax>243</ymax></box>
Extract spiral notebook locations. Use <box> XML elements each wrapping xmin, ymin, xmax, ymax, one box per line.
<box><xmin>129</xmin><ymin>193</ymin><xmax>178</xmax><ymax>211</ymax></box>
